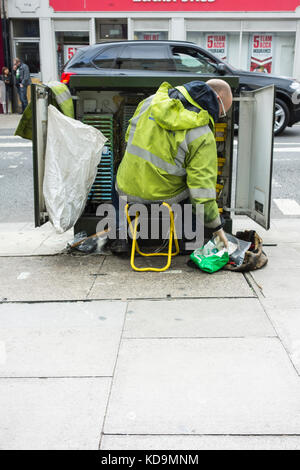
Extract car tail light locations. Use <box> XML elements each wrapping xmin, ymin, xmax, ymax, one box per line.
<box><xmin>60</xmin><ymin>72</ymin><xmax>76</xmax><ymax>85</ymax></box>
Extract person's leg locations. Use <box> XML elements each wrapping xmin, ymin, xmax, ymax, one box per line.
<box><xmin>8</xmin><ymin>89</ymin><xmax>12</xmax><ymax>113</ymax></box>
<box><xmin>20</xmin><ymin>86</ymin><xmax>28</xmax><ymax>112</ymax></box>
<box><xmin>177</xmin><ymin>198</ymin><xmax>208</xmax><ymax>253</ymax></box>
<box><xmin>16</xmin><ymin>87</ymin><xmax>22</xmax><ymax>113</ymax></box>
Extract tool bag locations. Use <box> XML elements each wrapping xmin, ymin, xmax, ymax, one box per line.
<box><xmin>224</xmin><ymin>230</ymin><xmax>268</xmax><ymax>272</ymax></box>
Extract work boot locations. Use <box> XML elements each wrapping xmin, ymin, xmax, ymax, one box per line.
<box><xmin>178</xmin><ymin>238</ymin><xmax>195</xmax><ymax>256</ymax></box>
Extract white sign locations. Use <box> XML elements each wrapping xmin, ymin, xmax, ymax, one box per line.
<box><xmin>205</xmin><ymin>34</ymin><xmax>227</xmax><ymax>60</ymax></box>
<box><xmin>15</xmin><ymin>0</ymin><xmax>40</xmax><ymax>13</ymax></box>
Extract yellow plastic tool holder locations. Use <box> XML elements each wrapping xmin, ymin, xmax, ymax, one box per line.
<box><xmin>217</xmin><ymin>157</ymin><xmax>226</xmax><ymax>167</ymax></box>
<box><xmin>215</xmin><ymin>123</ymin><xmax>227</xmax><ymax>142</ymax></box>
<box><xmin>125</xmin><ymin>202</ymin><xmax>180</xmax><ymax>272</ymax></box>
<box><xmin>218</xmin><ymin>208</ymin><xmax>223</xmax><ymax>214</ymax></box>
<box><xmin>216</xmin><ymin>183</ymin><xmax>224</xmax><ymax>193</ymax></box>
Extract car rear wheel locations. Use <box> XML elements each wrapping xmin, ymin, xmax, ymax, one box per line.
<box><xmin>274</xmin><ymin>99</ymin><xmax>289</xmax><ymax>135</ymax></box>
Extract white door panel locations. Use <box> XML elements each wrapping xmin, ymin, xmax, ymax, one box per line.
<box><xmin>235</xmin><ymin>85</ymin><xmax>275</xmax><ymax>229</ymax></box>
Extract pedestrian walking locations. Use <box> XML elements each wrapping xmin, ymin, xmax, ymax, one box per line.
<box><xmin>0</xmin><ymin>66</ymin><xmax>13</xmax><ymax>114</ymax></box>
<box><xmin>13</xmin><ymin>58</ymin><xmax>31</xmax><ymax>113</ymax></box>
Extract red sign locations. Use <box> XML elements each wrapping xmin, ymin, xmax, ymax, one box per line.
<box><xmin>64</xmin><ymin>45</ymin><xmax>85</xmax><ymax>63</ymax></box>
<box><xmin>250</xmin><ymin>34</ymin><xmax>273</xmax><ymax>73</ymax></box>
<box><xmin>206</xmin><ymin>34</ymin><xmax>227</xmax><ymax>60</ymax></box>
<box><xmin>49</xmin><ymin>0</ymin><xmax>300</xmax><ymax>12</ymax></box>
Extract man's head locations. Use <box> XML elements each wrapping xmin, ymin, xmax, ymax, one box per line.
<box><xmin>206</xmin><ymin>79</ymin><xmax>233</xmax><ymax>118</ymax></box>
<box><xmin>14</xmin><ymin>58</ymin><xmax>21</xmax><ymax>68</ymax></box>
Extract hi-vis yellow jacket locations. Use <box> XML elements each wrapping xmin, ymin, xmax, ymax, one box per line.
<box><xmin>47</xmin><ymin>81</ymin><xmax>74</xmax><ymax>119</ymax></box>
<box><xmin>15</xmin><ymin>81</ymin><xmax>74</xmax><ymax>141</ymax></box>
<box><xmin>116</xmin><ymin>81</ymin><xmax>221</xmax><ymax>229</ymax></box>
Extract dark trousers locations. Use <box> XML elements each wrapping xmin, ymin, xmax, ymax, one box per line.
<box><xmin>111</xmin><ymin>181</ymin><xmax>198</xmax><ymax>239</ymax></box>
<box><xmin>17</xmin><ymin>85</ymin><xmax>28</xmax><ymax>112</ymax></box>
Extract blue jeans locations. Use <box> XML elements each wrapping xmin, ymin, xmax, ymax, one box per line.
<box><xmin>17</xmin><ymin>85</ymin><xmax>28</xmax><ymax>112</ymax></box>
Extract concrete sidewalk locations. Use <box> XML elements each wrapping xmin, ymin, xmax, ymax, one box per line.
<box><xmin>0</xmin><ymin>217</ymin><xmax>300</xmax><ymax>449</ymax></box>
<box><xmin>0</xmin><ymin>114</ymin><xmax>22</xmax><ymax>129</ymax></box>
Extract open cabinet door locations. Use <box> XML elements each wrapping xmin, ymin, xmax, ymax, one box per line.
<box><xmin>32</xmin><ymin>83</ymin><xmax>50</xmax><ymax>227</ymax></box>
<box><xmin>235</xmin><ymin>85</ymin><xmax>274</xmax><ymax>229</ymax></box>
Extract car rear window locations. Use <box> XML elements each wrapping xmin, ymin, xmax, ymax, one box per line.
<box><xmin>92</xmin><ymin>46</ymin><xmax>122</xmax><ymax>69</ymax></box>
<box><xmin>66</xmin><ymin>48</ymin><xmax>92</xmax><ymax>68</ymax></box>
<box><xmin>116</xmin><ymin>44</ymin><xmax>172</xmax><ymax>71</ymax></box>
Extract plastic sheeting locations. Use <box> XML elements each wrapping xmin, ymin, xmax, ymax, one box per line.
<box><xmin>43</xmin><ymin>105</ymin><xmax>107</xmax><ymax>233</ymax></box>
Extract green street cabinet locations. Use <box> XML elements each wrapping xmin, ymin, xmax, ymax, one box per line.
<box><xmin>31</xmin><ymin>75</ymin><xmax>274</xmax><ymax>235</ymax></box>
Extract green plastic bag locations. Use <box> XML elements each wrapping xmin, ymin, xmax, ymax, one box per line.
<box><xmin>190</xmin><ymin>238</ymin><xmax>229</xmax><ymax>273</ymax></box>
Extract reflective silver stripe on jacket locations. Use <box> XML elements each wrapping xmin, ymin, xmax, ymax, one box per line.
<box><xmin>126</xmin><ymin>143</ymin><xmax>186</xmax><ymax>176</ymax></box>
<box><xmin>116</xmin><ymin>182</ymin><xmax>189</xmax><ymax>205</ymax></box>
<box><xmin>186</xmin><ymin>125</ymin><xmax>211</xmax><ymax>146</ymax></box>
<box><xmin>189</xmin><ymin>187</ymin><xmax>216</xmax><ymax>199</ymax></box>
<box><xmin>54</xmin><ymin>89</ymin><xmax>72</xmax><ymax>105</ymax></box>
<box><xmin>173</xmin><ymin>124</ymin><xmax>211</xmax><ymax>169</ymax></box>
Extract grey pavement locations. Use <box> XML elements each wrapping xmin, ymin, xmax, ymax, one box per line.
<box><xmin>0</xmin><ymin>217</ymin><xmax>300</xmax><ymax>449</ymax></box>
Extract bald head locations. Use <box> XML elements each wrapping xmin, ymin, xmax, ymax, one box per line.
<box><xmin>206</xmin><ymin>79</ymin><xmax>233</xmax><ymax>117</ymax></box>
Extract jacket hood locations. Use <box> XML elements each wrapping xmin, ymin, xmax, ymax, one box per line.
<box><xmin>150</xmin><ymin>81</ymin><xmax>218</xmax><ymax>131</ymax></box>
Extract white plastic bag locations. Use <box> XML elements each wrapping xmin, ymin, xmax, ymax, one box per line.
<box><xmin>43</xmin><ymin>105</ymin><xmax>107</xmax><ymax>233</ymax></box>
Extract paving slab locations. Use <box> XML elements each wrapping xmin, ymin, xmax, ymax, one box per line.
<box><xmin>261</xmin><ymin>244</ymin><xmax>300</xmax><ymax>268</ymax></box>
<box><xmin>89</xmin><ymin>255</ymin><xmax>255</xmax><ymax>300</ymax></box>
<box><xmin>250</xmin><ymin>265</ymin><xmax>300</xmax><ymax>309</ymax></box>
<box><xmin>0</xmin><ymin>301</ymin><xmax>126</xmax><ymax>377</ymax></box>
<box><xmin>0</xmin><ymin>222</ymin><xmax>33</xmax><ymax>233</ymax></box>
<box><xmin>104</xmin><ymin>338</ymin><xmax>300</xmax><ymax>435</ymax></box>
<box><xmin>0</xmin><ymin>114</ymin><xmax>21</xmax><ymax>129</ymax></box>
<box><xmin>262</xmin><ymin>305</ymin><xmax>300</xmax><ymax>375</ymax></box>
<box><xmin>124</xmin><ymin>298</ymin><xmax>275</xmax><ymax>338</ymax></box>
<box><xmin>0</xmin><ymin>222</ymin><xmax>72</xmax><ymax>257</ymax></box>
<box><xmin>0</xmin><ymin>377</ymin><xmax>110</xmax><ymax>450</ymax></box>
<box><xmin>0</xmin><ymin>255</ymin><xmax>104</xmax><ymax>301</ymax></box>
<box><xmin>101</xmin><ymin>435</ymin><xmax>300</xmax><ymax>450</ymax></box>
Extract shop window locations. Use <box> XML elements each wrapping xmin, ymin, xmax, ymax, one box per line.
<box><xmin>15</xmin><ymin>41</ymin><xmax>40</xmax><ymax>74</ymax></box>
<box><xmin>13</xmin><ymin>19</ymin><xmax>39</xmax><ymax>38</ymax></box>
<box><xmin>249</xmin><ymin>33</ymin><xmax>295</xmax><ymax>77</ymax></box>
<box><xmin>93</xmin><ymin>46</ymin><xmax>122</xmax><ymax>69</ymax></box>
<box><xmin>187</xmin><ymin>31</ymin><xmax>248</xmax><ymax>70</ymax></box>
<box><xmin>117</xmin><ymin>44</ymin><xmax>171</xmax><ymax>71</ymax></box>
<box><xmin>186</xmin><ymin>32</ymin><xmax>205</xmax><ymax>48</ymax></box>
<box><xmin>56</xmin><ymin>31</ymin><xmax>89</xmax><ymax>73</ymax></box>
<box><xmin>134</xmin><ymin>31</ymin><xmax>168</xmax><ymax>41</ymax></box>
<box><xmin>96</xmin><ymin>19</ymin><xmax>127</xmax><ymax>42</ymax></box>
<box><xmin>99</xmin><ymin>24</ymin><xmax>127</xmax><ymax>41</ymax></box>
<box><xmin>171</xmin><ymin>46</ymin><xmax>217</xmax><ymax>74</ymax></box>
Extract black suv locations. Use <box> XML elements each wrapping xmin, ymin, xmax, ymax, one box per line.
<box><xmin>61</xmin><ymin>40</ymin><xmax>300</xmax><ymax>135</ymax></box>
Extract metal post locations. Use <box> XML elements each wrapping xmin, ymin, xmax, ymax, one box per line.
<box><xmin>1</xmin><ymin>0</ymin><xmax>11</xmax><ymax>68</ymax></box>
<box><xmin>238</xmin><ymin>21</ymin><xmax>243</xmax><ymax>69</ymax></box>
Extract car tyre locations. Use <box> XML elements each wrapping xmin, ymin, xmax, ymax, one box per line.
<box><xmin>274</xmin><ymin>98</ymin><xmax>289</xmax><ymax>135</ymax></box>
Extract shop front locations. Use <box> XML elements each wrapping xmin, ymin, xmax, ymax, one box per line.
<box><xmin>6</xmin><ymin>0</ymin><xmax>300</xmax><ymax>83</ymax></box>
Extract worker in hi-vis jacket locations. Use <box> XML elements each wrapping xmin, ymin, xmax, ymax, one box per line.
<box><xmin>111</xmin><ymin>79</ymin><xmax>233</xmax><ymax>254</ymax></box>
